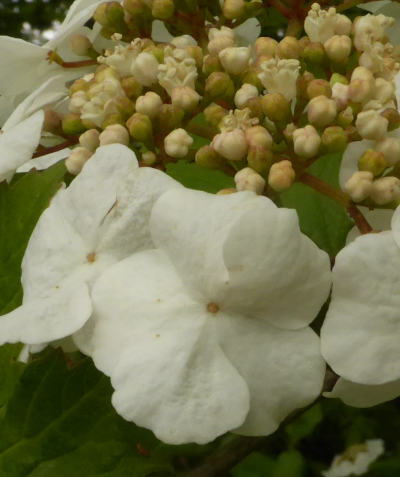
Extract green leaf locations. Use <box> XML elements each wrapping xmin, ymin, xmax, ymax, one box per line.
<box><xmin>232</xmin><ymin>452</ymin><xmax>276</xmax><ymax>477</ymax></box>
<box><xmin>280</xmin><ymin>153</ymin><xmax>353</xmax><ymax>258</ymax></box>
<box><xmin>0</xmin><ymin>162</ymin><xmax>66</xmax><ymax>315</ymax></box>
<box><xmin>285</xmin><ymin>403</ymin><xmax>323</xmax><ymax>447</ymax></box>
<box><xmin>0</xmin><ymin>344</ymin><xmax>24</xmax><ymax>410</ymax></box>
<box><xmin>272</xmin><ymin>450</ymin><xmax>306</xmax><ymax>477</ymax></box>
<box><xmin>0</xmin><ymin>349</ymin><xmax>174</xmax><ymax>477</ymax></box>
<box><xmin>166</xmin><ymin>160</ymin><xmax>235</xmax><ymax>193</ymax></box>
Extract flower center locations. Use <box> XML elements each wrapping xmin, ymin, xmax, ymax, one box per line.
<box><xmin>207</xmin><ymin>302</ymin><xmax>220</xmax><ymax>314</ymax></box>
<box><xmin>86</xmin><ymin>252</ymin><xmax>96</xmax><ymax>263</ymax></box>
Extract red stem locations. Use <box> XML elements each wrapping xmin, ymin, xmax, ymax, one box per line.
<box><xmin>33</xmin><ymin>138</ymin><xmax>78</xmax><ymax>158</ymax></box>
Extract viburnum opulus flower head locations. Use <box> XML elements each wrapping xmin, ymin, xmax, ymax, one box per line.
<box><xmin>0</xmin><ymin>144</ymin><xmax>181</xmax><ymax>353</ymax></box>
<box><xmin>89</xmin><ymin>188</ymin><xmax>331</xmax><ymax>444</ymax></box>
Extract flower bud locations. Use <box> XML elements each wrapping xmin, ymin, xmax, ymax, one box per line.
<box><xmin>244</xmin><ymin>97</ymin><xmax>263</xmax><ymax>122</ymax></box>
<box><xmin>69</xmin><ymin>35</ymin><xmax>93</xmax><ymax>57</ymax></box>
<box><xmin>348</xmin><ymin>67</ymin><xmax>375</xmax><ymax>103</ymax></box>
<box><xmin>255</xmin><ymin>37</ymin><xmax>277</xmax><ymax>57</ymax></box>
<box><xmin>277</xmin><ymin>36</ymin><xmax>300</xmax><ymax>59</ymax></box>
<box><xmin>374</xmin><ymin>78</ymin><xmax>395</xmax><ymax>105</ymax></box>
<box><xmin>65</xmin><ymin>147</ymin><xmax>92</xmax><ymax>175</ymax></box>
<box><xmin>380</xmin><ymin>108</ymin><xmax>400</xmax><ymax>131</ymax></box>
<box><xmin>268</xmin><ymin>160</ymin><xmax>295</xmax><ymax>192</ymax></box>
<box><xmin>99</xmin><ymin>124</ymin><xmax>130</xmax><ymax>146</ymax></box>
<box><xmin>331</xmin><ymin>82</ymin><xmax>349</xmax><ymax>110</ymax></box>
<box><xmin>302</xmin><ymin>42</ymin><xmax>326</xmax><ymax>64</ymax></box>
<box><xmin>141</xmin><ymin>151</ymin><xmax>157</xmax><ymax>165</ymax></box>
<box><xmin>69</xmin><ymin>78</ymin><xmax>90</xmax><ymax>96</ymax></box>
<box><xmin>42</xmin><ymin>108</ymin><xmax>62</xmax><ymax>135</ymax></box>
<box><xmin>152</xmin><ymin>0</ymin><xmax>174</xmax><ymax>19</ymax></box>
<box><xmin>69</xmin><ymin>91</ymin><xmax>88</xmax><ymax>114</ymax></box>
<box><xmin>330</xmin><ymin>73</ymin><xmax>348</xmax><ymax>87</ymax></box>
<box><xmin>121</xmin><ymin>76</ymin><xmax>143</xmax><ymax>99</ymax></box>
<box><xmin>79</xmin><ymin>129</ymin><xmax>100</xmax><ymax>151</ymax></box>
<box><xmin>245</xmin><ymin>125</ymin><xmax>273</xmax><ymax>149</ymax></box>
<box><xmin>186</xmin><ymin>45</ymin><xmax>203</xmax><ymax>69</ymax></box>
<box><xmin>122</xmin><ymin>0</ymin><xmax>146</xmax><ymax>16</ymax></box>
<box><xmin>234</xmin><ymin>84</ymin><xmax>259</xmax><ymax>109</ymax></box>
<box><xmin>343</xmin><ymin>171</ymin><xmax>373</xmax><ymax>202</ymax></box>
<box><xmin>293</xmin><ymin>125</ymin><xmax>321</xmax><ymax>159</ymax></box>
<box><xmin>241</xmin><ymin>68</ymin><xmax>263</xmax><ymax>91</ymax></box>
<box><xmin>321</xmin><ymin>126</ymin><xmax>347</xmax><ymax>153</ymax></box>
<box><xmin>222</xmin><ymin>0</ymin><xmax>246</xmax><ymax>20</ymax></box>
<box><xmin>170</xmin><ymin>86</ymin><xmax>201</xmax><ymax>112</ymax></box>
<box><xmin>235</xmin><ymin>167</ymin><xmax>266</xmax><ymax>194</ymax></box>
<box><xmin>307</xmin><ymin>95</ymin><xmax>337</xmax><ymax>128</ymax></box>
<box><xmin>205</xmin><ymin>72</ymin><xmax>235</xmax><ymax>101</ymax></box>
<box><xmin>375</xmin><ymin>137</ymin><xmax>400</xmax><ymax>165</ymax></box>
<box><xmin>358</xmin><ymin>149</ymin><xmax>387</xmax><ymax>176</ymax></box>
<box><xmin>164</xmin><ymin>128</ymin><xmax>193</xmax><ymax>158</ymax></box>
<box><xmin>132</xmin><ymin>52</ymin><xmax>159</xmax><ymax>86</ymax></box>
<box><xmin>296</xmin><ymin>71</ymin><xmax>315</xmax><ymax>101</ymax></box>
<box><xmin>335</xmin><ymin>14</ymin><xmax>352</xmax><ymax>35</ymax></box>
<box><xmin>62</xmin><ymin>113</ymin><xmax>86</xmax><ymax>136</ymax></box>
<box><xmin>307</xmin><ymin>79</ymin><xmax>332</xmax><ymax>99</ymax></box>
<box><xmin>202</xmin><ymin>54</ymin><xmax>222</xmax><ymax>75</ymax></box>
<box><xmin>94</xmin><ymin>2</ymin><xmax>126</xmax><ymax>32</ymax></box>
<box><xmin>261</xmin><ymin>92</ymin><xmax>292</xmax><ymax>123</ymax></box>
<box><xmin>195</xmin><ymin>145</ymin><xmax>227</xmax><ymax>169</ymax></box>
<box><xmin>370</xmin><ymin>177</ymin><xmax>400</xmax><ymax>205</ymax></box>
<box><xmin>126</xmin><ymin>112</ymin><xmax>153</xmax><ymax>142</ymax></box>
<box><xmin>135</xmin><ymin>92</ymin><xmax>163</xmax><ymax>119</ymax></box>
<box><xmin>156</xmin><ymin>104</ymin><xmax>185</xmax><ymax>133</ymax></box>
<box><xmin>356</xmin><ymin>110</ymin><xmax>388</xmax><ymax>140</ymax></box>
<box><xmin>204</xmin><ymin>103</ymin><xmax>227</xmax><ymax>127</ymax></box>
<box><xmin>101</xmin><ymin>113</ymin><xmax>125</xmax><ymax>129</ymax></box>
<box><xmin>208</xmin><ymin>27</ymin><xmax>236</xmax><ymax>56</ymax></box>
<box><xmin>219</xmin><ymin>47</ymin><xmax>250</xmax><ymax>75</ymax></box>
<box><xmin>212</xmin><ymin>128</ymin><xmax>248</xmax><ymax>161</ymax></box>
<box><xmin>324</xmin><ymin>35</ymin><xmax>351</xmax><ymax>63</ymax></box>
<box><xmin>337</xmin><ymin>106</ymin><xmax>354</xmax><ymax>128</ymax></box>
<box><xmin>247</xmin><ymin>146</ymin><xmax>273</xmax><ymax>176</ymax></box>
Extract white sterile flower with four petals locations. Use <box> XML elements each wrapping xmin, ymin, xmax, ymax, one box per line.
<box><xmin>89</xmin><ymin>188</ymin><xmax>331</xmax><ymax>444</ymax></box>
<box><xmin>321</xmin><ymin>206</ymin><xmax>400</xmax><ymax>406</ymax></box>
<box><xmin>0</xmin><ymin>144</ymin><xmax>181</xmax><ymax>353</ymax></box>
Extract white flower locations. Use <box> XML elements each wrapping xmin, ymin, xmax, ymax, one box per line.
<box><xmin>304</xmin><ymin>3</ymin><xmax>344</xmax><ymax>43</ymax></box>
<box><xmin>322</xmin><ymin>439</ymin><xmax>384</xmax><ymax>477</ymax></box>
<box><xmin>158</xmin><ymin>46</ymin><xmax>198</xmax><ymax>96</ymax></box>
<box><xmin>321</xmin><ymin>206</ymin><xmax>400</xmax><ymax>387</ymax></box>
<box><xmin>353</xmin><ymin>13</ymin><xmax>394</xmax><ymax>51</ymax></box>
<box><xmin>132</xmin><ymin>52</ymin><xmax>160</xmax><ymax>86</ymax></box>
<box><xmin>258</xmin><ymin>58</ymin><xmax>300</xmax><ymax>102</ymax></box>
<box><xmin>0</xmin><ymin>144</ymin><xmax>181</xmax><ymax>353</ymax></box>
<box><xmin>90</xmin><ymin>188</ymin><xmax>330</xmax><ymax>444</ymax></box>
<box><xmin>208</xmin><ymin>26</ymin><xmax>237</xmax><ymax>55</ymax></box>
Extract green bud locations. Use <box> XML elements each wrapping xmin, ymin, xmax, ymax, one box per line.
<box><xmin>204</xmin><ymin>103</ymin><xmax>227</xmax><ymax>128</ymax></box>
<box><xmin>94</xmin><ymin>65</ymin><xmax>120</xmax><ymax>83</ymax></box>
<box><xmin>244</xmin><ymin>97</ymin><xmax>264</xmax><ymax>122</ymax></box>
<box><xmin>186</xmin><ymin>46</ymin><xmax>203</xmax><ymax>69</ymax></box>
<box><xmin>254</xmin><ymin>37</ymin><xmax>277</xmax><ymax>58</ymax></box>
<box><xmin>62</xmin><ymin>113</ymin><xmax>86</xmax><ymax>136</ymax></box>
<box><xmin>121</xmin><ymin>76</ymin><xmax>143</xmax><ymax>99</ymax></box>
<box><xmin>307</xmin><ymin>79</ymin><xmax>332</xmax><ymax>99</ymax></box>
<box><xmin>195</xmin><ymin>146</ymin><xmax>227</xmax><ymax>169</ymax></box>
<box><xmin>144</xmin><ymin>45</ymin><xmax>164</xmax><ymax>63</ymax></box>
<box><xmin>152</xmin><ymin>0</ymin><xmax>174</xmax><ymax>19</ymax></box>
<box><xmin>122</xmin><ymin>0</ymin><xmax>147</xmax><ymax>16</ymax></box>
<box><xmin>381</xmin><ymin>108</ymin><xmax>400</xmax><ymax>131</ymax></box>
<box><xmin>156</xmin><ymin>104</ymin><xmax>184</xmax><ymax>133</ymax></box>
<box><xmin>321</xmin><ymin>126</ymin><xmax>348</xmax><ymax>153</ymax></box>
<box><xmin>202</xmin><ymin>55</ymin><xmax>222</xmax><ymax>76</ymax></box>
<box><xmin>126</xmin><ymin>112</ymin><xmax>153</xmax><ymax>142</ymax></box>
<box><xmin>298</xmin><ymin>36</ymin><xmax>311</xmax><ymax>50</ymax></box>
<box><xmin>276</xmin><ymin>36</ymin><xmax>300</xmax><ymax>59</ymax></box>
<box><xmin>261</xmin><ymin>93</ymin><xmax>292</xmax><ymax>123</ymax></box>
<box><xmin>93</xmin><ymin>3</ymin><xmax>108</xmax><ymax>25</ymax></box>
<box><xmin>222</xmin><ymin>0</ymin><xmax>246</xmax><ymax>20</ymax></box>
<box><xmin>205</xmin><ymin>72</ymin><xmax>234</xmax><ymax>102</ymax></box>
<box><xmin>337</xmin><ymin>108</ymin><xmax>354</xmax><ymax>128</ymax></box>
<box><xmin>330</xmin><ymin>73</ymin><xmax>348</xmax><ymax>87</ymax></box>
<box><xmin>94</xmin><ymin>2</ymin><xmax>126</xmax><ymax>32</ymax></box>
<box><xmin>247</xmin><ymin>146</ymin><xmax>273</xmax><ymax>177</ymax></box>
<box><xmin>302</xmin><ymin>42</ymin><xmax>326</xmax><ymax>64</ymax></box>
<box><xmin>115</xmin><ymin>96</ymin><xmax>135</xmax><ymax>118</ymax></box>
<box><xmin>358</xmin><ymin>149</ymin><xmax>387</xmax><ymax>176</ymax></box>
<box><xmin>102</xmin><ymin>113</ymin><xmax>125</xmax><ymax>129</ymax></box>
<box><xmin>241</xmin><ymin>68</ymin><xmax>263</xmax><ymax>92</ymax></box>
<box><xmin>296</xmin><ymin>71</ymin><xmax>315</xmax><ymax>101</ymax></box>
<box><xmin>345</xmin><ymin>125</ymin><xmax>361</xmax><ymax>142</ymax></box>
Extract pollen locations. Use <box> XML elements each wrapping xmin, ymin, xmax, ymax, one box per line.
<box><xmin>207</xmin><ymin>302</ymin><xmax>220</xmax><ymax>314</ymax></box>
<box><xmin>86</xmin><ymin>252</ymin><xmax>96</xmax><ymax>263</ymax></box>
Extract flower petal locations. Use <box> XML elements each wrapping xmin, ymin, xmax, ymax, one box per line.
<box><xmin>321</xmin><ymin>230</ymin><xmax>400</xmax><ymax>384</ymax></box>
<box><xmin>16</xmin><ymin>148</ymin><xmax>71</xmax><ymax>173</ymax></box>
<box><xmin>346</xmin><ymin>206</ymin><xmax>393</xmax><ymax>244</ymax></box>
<box><xmin>325</xmin><ymin>377</ymin><xmax>400</xmax><ymax>407</ymax></box>
<box><xmin>235</xmin><ymin>18</ymin><xmax>261</xmax><ymax>46</ymax></box>
<box><xmin>91</xmin><ymin>249</ymin><xmax>250</xmax><ymax>444</ymax></box>
<box><xmin>218</xmin><ymin>314</ymin><xmax>325</xmax><ymax>436</ymax></box>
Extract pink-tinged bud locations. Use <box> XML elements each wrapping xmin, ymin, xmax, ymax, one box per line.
<box><xmin>62</xmin><ymin>113</ymin><xmax>86</xmax><ymax>135</ymax></box>
<box><xmin>276</xmin><ymin>36</ymin><xmax>300</xmax><ymax>59</ymax></box>
<box><xmin>343</xmin><ymin>171</ymin><xmax>373</xmax><ymax>202</ymax></box>
<box><xmin>376</xmin><ymin>137</ymin><xmax>400</xmax><ymax>165</ymax></box>
<box><xmin>348</xmin><ymin>67</ymin><xmax>375</xmax><ymax>103</ymax></box>
<box><xmin>195</xmin><ymin>145</ymin><xmax>227</xmax><ymax>170</ymax></box>
<box><xmin>261</xmin><ymin>92</ymin><xmax>292</xmax><ymax>123</ymax></box>
<box><xmin>268</xmin><ymin>160</ymin><xmax>295</xmax><ymax>192</ymax></box>
<box><xmin>356</xmin><ymin>110</ymin><xmax>388</xmax><ymax>140</ymax></box>
<box><xmin>79</xmin><ymin>129</ymin><xmax>100</xmax><ymax>151</ymax></box>
<box><xmin>170</xmin><ymin>86</ymin><xmax>201</xmax><ymax>112</ymax></box>
<box><xmin>358</xmin><ymin>149</ymin><xmax>387</xmax><ymax>176</ymax></box>
<box><xmin>222</xmin><ymin>0</ymin><xmax>246</xmax><ymax>20</ymax></box>
<box><xmin>245</xmin><ymin>125</ymin><xmax>273</xmax><ymax>149</ymax></box>
<box><xmin>164</xmin><ymin>128</ymin><xmax>193</xmax><ymax>158</ymax></box>
<box><xmin>234</xmin><ymin>83</ymin><xmax>259</xmax><ymax>109</ymax></box>
<box><xmin>293</xmin><ymin>125</ymin><xmax>321</xmax><ymax>159</ymax></box>
<box><xmin>152</xmin><ymin>0</ymin><xmax>174</xmax><ymax>19</ymax></box>
<box><xmin>65</xmin><ymin>147</ymin><xmax>92</xmax><ymax>175</ymax></box>
<box><xmin>307</xmin><ymin>79</ymin><xmax>332</xmax><ymax>99</ymax></box>
<box><xmin>135</xmin><ymin>92</ymin><xmax>163</xmax><ymax>119</ymax></box>
<box><xmin>212</xmin><ymin>129</ymin><xmax>248</xmax><ymax>161</ymax></box>
<box><xmin>235</xmin><ymin>167</ymin><xmax>266</xmax><ymax>194</ymax></box>
<box><xmin>255</xmin><ymin>37</ymin><xmax>278</xmax><ymax>57</ymax></box>
<box><xmin>99</xmin><ymin>124</ymin><xmax>130</xmax><ymax>146</ymax></box>
<box><xmin>370</xmin><ymin>176</ymin><xmax>400</xmax><ymax>205</ymax></box>
<box><xmin>324</xmin><ymin>35</ymin><xmax>351</xmax><ymax>63</ymax></box>
<box><xmin>126</xmin><ymin>112</ymin><xmax>153</xmax><ymax>142</ymax></box>
<box><xmin>219</xmin><ymin>47</ymin><xmax>251</xmax><ymax>75</ymax></box>
<box><xmin>331</xmin><ymin>82</ymin><xmax>349</xmax><ymax>110</ymax></box>
<box><xmin>307</xmin><ymin>95</ymin><xmax>337</xmax><ymax>128</ymax></box>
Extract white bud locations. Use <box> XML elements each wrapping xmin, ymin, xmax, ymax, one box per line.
<box><xmin>307</xmin><ymin>95</ymin><xmax>337</xmax><ymax>128</ymax></box>
<box><xmin>324</xmin><ymin>35</ymin><xmax>352</xmax><ymax>62</ymax></box>
<box><xmin>211</xmin><ymin>128</ymin><xmax>248</xmax><ymax>161</ymax></box>
<box><xmin>234</xmin><ymin>83</ymin><xmax>259</xmax><ymax>109</ymax></box>
<box><xmin>171</xmin><ymin>35</ymin><xmax>197</xmax><ymax>49</ymax></box>
<box><xmin>235</xmin><ymin>167</ymin><xmax>266</xmax><ymax>194</ymax></box>
<box><xmin>99</xmin><ymin>124</ymin><xmax>130</xmax><ymax>146</ymax></box>
<box><xmin>268</xmin><ymin>160</ymin><xmax>295</xmax><ymax>192</ymax></box>
<box><xmin>293</xmin><ymin>125</ymin><xmax>321</xmax><ymax>158</ymax></box>
<box><xmin>375</xmin><ymin>137</ymin><xmax>400</xmax><ymax>165</ymax></box>
<box><xmin>245</xmin><ymin>125</ymin><xmax>273</xmax><ymax>149</ymax></box>
<box><xmin>69</xmin><ymin>91</ymin><xmax>88</xmax><ymax>114</ymax></box>
<box><xmin>332</xmin><ymin>82</ymin><xmax>349</xmax><ymax>110</ymax></box>
<box><xmin>334</xmin><ymin>14</ymin><xmax>352</xmax><ymax>36</ymax></box>
<box><xmin>348</xmin><ymin>66</ymin><xmax>375</xmax><ymax>103</ymax></box>
<box><xmin>135</xmin><ymin>91</ymin><xmax>163</xmax><ymax>119</ymax></box>
<box><xmin>343</xmin><ymin>170</ymin><xmax>373</xmax><ymax>202</ymax></box>
<box><xmin>208</xmin><ymin>26</ymin><xmax>236</xmax><ymax>55</ymax></box>
<box><xmin>132</xmin><ymin>52</ymin><xmax>159</xmax><ymax>86</ymax></box>
<box><xmin>79</xmin><ymin>129</ymin><xmax>100</xmax><ymax>152</ymax></box>
<box><xmin>356</xmin><ymin>110</ymin><xmax>388</xmax><ymax>140</ymax></box>
<box><xmin>170</xmin><ymin>86</ymin><xmax>201</xmax><ymax>111</ymax></box>
<box><xmin>141</xmin><ymin>151</ymin><xmax>157</xmax><ymax>165</ymax></box>
<box><xmin>65</xmin><ymin>147</ymin><xmax>92</xmax><ymax>175</ymax></box>
<box><xmin>374</xmin><ymin>78</ymin><xmax>395</xmax><ymax>105</ymax></box>
<box><xmin>370</xmin><ymin>176</ymin><xmax>400</xmax><ymax>205</ymax></box>
<box><xmin>164</xmin><ymin>128</ymin><xmax>193</xmax><ymax>158</ymax></box>
<box><xmin>219</xmin><ymin>47</ymin><xmax>251</xmax><ymax>75</ymax></box>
